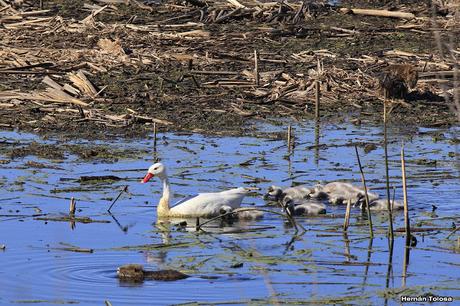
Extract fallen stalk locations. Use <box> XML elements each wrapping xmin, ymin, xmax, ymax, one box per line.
<box><xmin>107</xmin><ymin>185</ymin><xmax>129</xmax><ymax>212</ymax></box>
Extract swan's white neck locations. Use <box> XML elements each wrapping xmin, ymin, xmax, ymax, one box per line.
<box><xmin>161</xmin><ymin>176</ymin><xmax>171</xmax><ymax>200</ymax></box>
<box><xmin>157</xmin><ymin>175</ymin><xmax>171</xmax><ymax>217</ymax></box>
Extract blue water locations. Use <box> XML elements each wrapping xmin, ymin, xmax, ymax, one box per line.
<box><xmin>0</xmin><ymin>121</ymin><xmax>459</xmax><ymax>305</ymax></box>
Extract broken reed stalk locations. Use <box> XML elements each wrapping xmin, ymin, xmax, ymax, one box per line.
<box><xmin>354</xmin><ymin>145</ymin><xmax>374</xmax><ymax>237</ymax></box>
<box><xmin>254</xmin><ymin>49</ymin><xmax>259</xmax><ymax>86</ymax></box>
<box><xmin>343</xmin><ymin>199</ymin><xmax>351</xmax><ymax>231</ymax></box>
<box><xmin>315</xmin><ymin>80</ymin><xmax>320</xmax><ymax>118</ymax></box>
<box><xmin>69</xmin><ymin>197</ymin><xmax>76</xmax><ymax>216</ymax></box>
<box><xmin>383</xmin><ymin>97</ymin><xmax>394</xmax><ymax>240</ymax></box>
<box><xmin>287</xmin><ymin>124</ymin><xmax>292</xmax><ymax>152</ymax></box>
<box><xmin>401</xmin><ymin>143</ymin><xmax>411</xmax><ymax>247</ymax></box>
<box><xmin>107</xmin><ymin>185</ymin><xmax>129</xmax><ymax>212</ymax></box>
<box><xmin>40</xmin><ymin>0</ymin><xmax>44</xmax><ymax>10</ymax></box>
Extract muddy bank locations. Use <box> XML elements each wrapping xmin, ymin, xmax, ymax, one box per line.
<box><xmin>0</xmin><ymin>0</ymin><xmax>458</xmax><ymax>139</ymax></box>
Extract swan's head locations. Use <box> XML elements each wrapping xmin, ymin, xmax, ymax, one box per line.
<box><xmin>264</xmin><ymin>185</ymin><xmax>284</xmax><ymax>201</ymax></box>
<box><xmin>141</xmin><ymin>162</ymin><xmax>166</xmax><ymax>183</ymax></box>
<box><xmin>308</xmin><ymin>184</ymin><xmax>327</xmax><ymax>200</ymax></box>
<box><xmin>282</xmin><ymin>195</ymin><xmax>295</xmax><ymax>210</ymax></box>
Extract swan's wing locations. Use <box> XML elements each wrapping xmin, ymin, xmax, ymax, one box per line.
<box><xmin>170</xmin><ymin>190</ymin><xmax>246</xmax><ymax>217</ymax></box>
<box><xmin>171</xmin><ymin>194</ymin><xmax>200</xmax><ymax>208</ymax></box>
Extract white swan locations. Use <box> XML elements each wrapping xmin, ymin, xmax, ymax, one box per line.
<box><xmin>265</xmin><ymin>184</ymin><xmax>313</xmax><ymax>202</ymax></box>
<box><xmin>309</xmin><ymin>182</ymin><xmax>379</xmax><ymax>205</ymax></box>
<box><xmin>141</xmin><ymin>163</ymin><xmax>248</xmax><ymax>218</ymax></box>
<box><xmin>282</xmin><ymin>196</ymin><xmax>327</xmax><ymax>216</ymax></box>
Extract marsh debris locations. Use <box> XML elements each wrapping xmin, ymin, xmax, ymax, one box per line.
<box><xmin>0</xmin><ymin>0</ymin><xmax>457</xmax><ymax>139</ymax></box>
<box><xmin>78</xmin><ymin>175</ymin><xmax>122</xmax><ymax>183</ymax></box>
<box><xmin>35</xmin><ymin>215</ymin><xmax>111</xmax><ymax>224</ymax></box>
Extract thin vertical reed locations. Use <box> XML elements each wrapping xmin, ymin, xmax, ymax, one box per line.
<box><xmin>383</xmin><ymin>99</ymin><xmax>394</xmax><ymax>240</ymax></box>
<box><xmin>401</xmin><ymin>143</ymin><xmax>411</xmax><ymax>246</ymax></box>
<box><xmin>314</xmin><ymin>120</ymin><xmax>320</xmax><ymax>165</ymax></box>
<box><xmin>354</xmin><ymin>145</ymin><xmax>374</xmax><ymax>237</ymax></box>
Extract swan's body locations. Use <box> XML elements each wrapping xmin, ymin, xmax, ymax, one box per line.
<box><xmin>142</xmin><ymin>163</ymin><xmax>248</xmax><ymax>218</ymax></box>
<box><xmin>265</xmin><ymin>184</ymin><xmax>313</xmax><ymax>202</ymax></box>
<box><xmin>364</xmin><ymin>199</ymin><xmax>404</xmax><ymax>211</ymax></box>
<box><xmin>310</xmin><ymin>182</ymin><xmax>379</xmax><ymax>205</ymax></box>
<box><xmin>282</xmin><ymin>196</ymin><xmax>327</xmax><ymax>216</ymax></box>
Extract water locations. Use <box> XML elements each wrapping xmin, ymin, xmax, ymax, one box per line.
<box><xmin>0</xmin><ymin>121</ymin><xmax>459</xmax><ymax>305</ymax></box>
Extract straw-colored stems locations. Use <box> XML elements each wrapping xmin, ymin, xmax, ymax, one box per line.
<box><xmin>401</xmin><ymin>143</ymin><xmax>411</xmax><ymax>246</ymax></box>
<box><xmin>254</xmin><ymin>49</ymin><xmax>259</xmax><ymax>86</ymax></box>
<box><xmin>69</xmin><ymin>197</ymin><xmax>76</xmax><ymax>216</ymax></box>
<box><xmin>383</xmin><ymin>99</ymin><xmax>394</xmax><ymax>240</ymax></box>
<box><xmin>354</xmin><ymin>145</ymin><xmax>374</xmax><ymax>237</ymax></box>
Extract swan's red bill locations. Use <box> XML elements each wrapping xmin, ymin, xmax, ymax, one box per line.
<box><xmin>141</xmin><ymin>172</ymin><xmax>154</xmax><ymax>183</ymax></box>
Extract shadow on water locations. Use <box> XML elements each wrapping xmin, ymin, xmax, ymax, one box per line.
<box><xmin>0</xmin><ymin>121</ymin><xmax>459</xmax><ymax>305</ymax></box>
